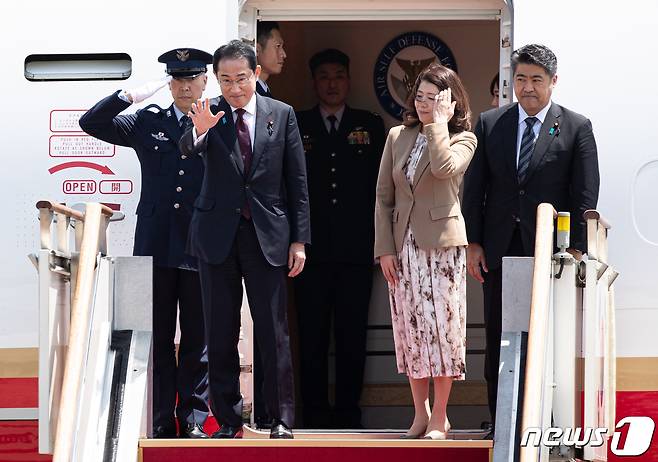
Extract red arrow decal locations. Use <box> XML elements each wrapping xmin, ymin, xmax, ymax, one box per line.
<box><xmin>48</xmin><ymin>161</ymin><xmax>114</xmax><ymax>175</ymax></box>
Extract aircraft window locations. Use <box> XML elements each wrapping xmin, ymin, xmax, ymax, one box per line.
<box><xmin>24</xmin><ymin>53</ymin><xmax>132</xmax><ymax>81</ymax></box>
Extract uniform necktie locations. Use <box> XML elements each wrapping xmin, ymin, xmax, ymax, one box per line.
<box><xmin>179</xmin><ymin>115</ymin><xmax>191</xmax><ymax>131</ymax></box>
<box><xmin>235</xmin><ymin>108</ymin><xmax>253</xmax><ymax>219</ymax></box>
<box><xmin>517</xmin><ymin>116</ymin><xmax>538</xmax><ymax>183</ymax></box>
<box><xmin>327</xmin><ymin>114</ymin><xmax>338</xmax><ymax>137</ymax></box>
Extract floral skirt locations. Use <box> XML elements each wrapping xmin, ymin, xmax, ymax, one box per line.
<box><xmin>388</xmin><ymin>228</ymin><xmax>467</xmax><ymax>379</ymax></box>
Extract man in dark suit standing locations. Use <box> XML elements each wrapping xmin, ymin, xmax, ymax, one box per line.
<box><xmin>180</xmin><ymin>40</ymin><xmax>310</xmax><ymax>439</ymax></box>
<box><xmin>463</xmin><ymin>44</ymin><xmax>599</xmax><ymax>433</ymax></box>
<box><xmin>295</xmin><ymin>49</ymin><xmax>385</xmax><ymax>429</ymax></box>
<box><xmin>255</xmin><ymin>21</ymin><xmax>286</xmax><ymax>98</ymax></box>
<box><xmin>79</xmin><ymin>48</ymin><xmax>213</xmax><ymax>439</ymax></box>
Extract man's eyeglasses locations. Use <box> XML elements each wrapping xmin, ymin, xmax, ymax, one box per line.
<box><xmin>219</xmin><ymin>73</ymin><xmax>254</xmax><ymax>89</ymax></box>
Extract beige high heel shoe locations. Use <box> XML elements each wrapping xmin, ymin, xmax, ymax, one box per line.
<box><xmin>423</xmin><ymin>430</ymin><xmax>447</xmax><ymax>440</ymax></box>
<box><xmin>423</xmin><ymin>420</ymin><xmax>451</xmax><ymax>440</ymax></box>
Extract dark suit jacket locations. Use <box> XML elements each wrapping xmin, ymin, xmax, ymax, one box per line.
<box><xmin>79</xmin><ymin>91</ymin><xmax>203</xmax><ymax>268</ymax></box>
<box><xmin>179</xmin><ymin>94</ymin><xmax>311</xmax><ymax>267</ymax></box>
<box><xmin>463</xmin><ymin>102</ymin><xmax>599</xmax><ymax>270</ymax></box>
<box><xmin>296</xmin><ymin>105</ymin><xmax>385</xmax><ymax>265</ymax></box>
<box><xmin>256</xmin><ymin>80</ymin><xmax>273</xmax><ymax>98</ymax></box>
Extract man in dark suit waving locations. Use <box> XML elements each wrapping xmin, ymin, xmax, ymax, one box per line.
<box><xmin>462</xmin><ymin>44</ymin><xmax>599</xmax><ymax>432</ymax></box>
<box><xmin>180</xmin><ymin>40</ymin><xmax>310</xmax><ymax>439</ymax></box>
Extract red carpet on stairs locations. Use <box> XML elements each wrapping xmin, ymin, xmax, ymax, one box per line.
<box><xmin>141</xmin><ymin>445</ymin><xmax>491</xmax><ymax>462</ymax></box>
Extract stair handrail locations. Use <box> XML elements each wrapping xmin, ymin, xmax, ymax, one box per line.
<box><xmin>582</xmin><ymin>209</ymin><xmax>617</xmax><ymax>460</ymax></box>
<box><xmin>519</xmin><ymin>203</ymin><xmax>557</xmax><ymax>462</ymax></box>
<box><xmin>37</xmin><ymin>201</ymin><xmax>114</xmax><ymax>462</ymax></box>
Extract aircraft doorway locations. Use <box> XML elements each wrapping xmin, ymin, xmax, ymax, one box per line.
<box><xmin>244</xmin><ymin>1</ymin><xmax>510</xmax><ymax>429</ymax></box>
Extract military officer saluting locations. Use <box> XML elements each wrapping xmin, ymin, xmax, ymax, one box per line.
<box><xmin>295</xmin><ymin>48</ymin><xmax>386</xmax><ymax>429</ymax></box>
<box><xmin>79</xmin><ymin>48</ymin><xmax>212</xmax><ymax>439</ymax></box>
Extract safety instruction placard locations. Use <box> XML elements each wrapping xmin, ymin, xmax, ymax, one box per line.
<box><xmin>49</xmin><ymin>135</ymin><xmax>115</xmax><ymax>158</ymax></box>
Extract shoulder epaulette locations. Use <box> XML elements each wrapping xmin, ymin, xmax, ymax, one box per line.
<box><xmin>143</xmin><ymin>104</ymin><xmax>164</xmax><ymax>114</ymax></box>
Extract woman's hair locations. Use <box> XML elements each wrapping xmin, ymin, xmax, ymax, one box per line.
<box><xmin>403</xmin><ymin>63</ymin><xmax>472</xmax><ymax>133</ymax></box>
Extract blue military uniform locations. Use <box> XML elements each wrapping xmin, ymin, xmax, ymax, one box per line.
<box><xmin>81</xmin><ymin>92</ymin><xmax>203</xmax><ymax>267</ymax></box>
<box><xmin>79</xmin><ymin>48</ymin><xmax>212</xmax><ymax>438</ymax></box>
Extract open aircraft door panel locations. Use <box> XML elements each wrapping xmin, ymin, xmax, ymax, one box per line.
<box><xmin>0</xmin><ymin>1</ymin><xmax>236</xmax><ymax>358</ymax></box>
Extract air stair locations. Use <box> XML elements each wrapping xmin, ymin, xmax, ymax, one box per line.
<box><xmin>32</xmin><ymin>202</ymin><xmax>616</xmax><ymax>462</ymax></box>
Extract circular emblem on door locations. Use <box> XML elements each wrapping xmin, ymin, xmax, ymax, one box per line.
<box><xmin>373</xmin><ymin>31</ymin><xmax>457</xmax><ymax>120</ymax></box>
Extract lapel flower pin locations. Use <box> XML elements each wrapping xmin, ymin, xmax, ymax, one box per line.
<box><xmin>549</xmin><ymin>121</ymin><xmax>560</xmax><ymax>136</ymax></box>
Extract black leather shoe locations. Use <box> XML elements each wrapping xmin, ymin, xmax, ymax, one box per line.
<box><xmin>153</xmin><ymin>425</ymin><xmax>177</xmax><ymax>438</ymax></box>
<box><xmin>270</xmin><ymin>420</ymin><xmax>294</xmax><ymax>439</ymax></box>
<box><xmin>179</xmin><ymin>423</ymin><xmax>209</xmax><ymax>439</ymax></box>
<box><xmin>212</xmin><ymin>425</ymin><xmax>244</xmax><ymax>439</ymax></box>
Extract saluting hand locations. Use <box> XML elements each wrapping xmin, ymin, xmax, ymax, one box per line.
<box><xmin>124</xmin><ymin>75</ymin><xmax>172</xmax><ymax>104</ymax></box>
<box><xmin>188</xmin><ymin>98</ymin><xmax>225</xmax><ymax>136</ymax></box>
<box><xmin>433</xmin><ymin>88</ymin><xmax>456</xmax><ymax>125</ymax></box>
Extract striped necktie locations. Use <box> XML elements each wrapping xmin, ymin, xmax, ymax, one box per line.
<box><xmin>517</xmin><ymin>116</ymin><xmax>538</xmax><ymax>183</ymax></box>
<box><xmin>235</xmin><ymin>108</ymin><xmax>253</xmax><ymax>219</ymax></box>
<box><xmin>179</xmin><ymin>115</ymin><xmax>191</xmax><ymax>131</ymax></box>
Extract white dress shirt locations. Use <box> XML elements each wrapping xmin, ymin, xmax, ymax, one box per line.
<box><xmin>172</xmin><ymin>104</ymin><xmax>185</xmax><ymax>125</ymax></box>
<box><xmin>230</xmin><ymin>93</ymin><xmax>257</xmax><ymax>146</ymax></box>
<box><xmin>516</xmin><ymin>101</ymin><xmax>552</xmax><ymax>167</ymax></box>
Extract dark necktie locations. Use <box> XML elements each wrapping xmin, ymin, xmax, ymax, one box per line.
<box><xmin>179</xmin><ymin>115</ymin><xmax>191</xmax><ymax>131</ymax></box>
<box><xmin>517</xmin><ymin>116</ymin><xmax>538</xmax><ymax>183</ymax></box>
<box><xmin>235</xmin><ymin>108</ymin><xmax>253</xmax><ymax>219</ymax></box>
<box><xmin>327</xmin><ymin>114</ymin><xmax>338</xmax><ymax>137</ymax></box>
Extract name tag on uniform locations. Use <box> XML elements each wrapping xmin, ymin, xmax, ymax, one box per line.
<box><xmin>151</xmin><ymin>132</ymin><xmax>169</xmax><ymax>141</ymax></box>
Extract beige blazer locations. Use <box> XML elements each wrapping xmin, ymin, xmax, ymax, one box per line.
<box><xmin>374</xmin><ymin>122</ymin><xmax>477</xmax><ymax>258</ymax></box>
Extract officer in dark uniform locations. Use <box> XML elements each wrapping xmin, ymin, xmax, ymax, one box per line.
<box><xmin>79</xmin><ymin>48</ymin><xmax>212</xmax><ymax>439</ymax></box>
<box><xmin>295</xmin><ymin>49</ymin><xmax>385</xmax><ymax>429</ymax></box>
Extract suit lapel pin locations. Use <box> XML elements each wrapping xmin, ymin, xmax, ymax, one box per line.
<box><xmin>267</xmin><ymin>120</ymin><xmax>274</xmax><ymax>136</ymax></box>
<box><xmin>221</xmin><ymin>116</ymin><xmax>227</xmax><ymax>125</ymax></box>
<box><xmin>166</xmin><ymin>110</ymin><xmax>171</xmax><ymax>117</ymax></box>
<box><xmin>549</xmin><ymin>121</ymin><xmax>560</xmax><ymax>136</ymax></box>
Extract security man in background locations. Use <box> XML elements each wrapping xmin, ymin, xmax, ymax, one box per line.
<box><xmin>253</xmin><ymin>19</ymin><xmax>287</xmax><ymax>428</ymax></box>
<box><xmin>255</xmin><ymin>21</ymin><xmax>287</xmax><ymax>97</ymax></box>
<box><xmin>79</xmin><ymin>48</ymin><xmax>212</xmax><ymax>439</ymax></box>
<box><xmin>295</xmin><ymin>48</ymin><xmax>385</xmax><ymax>429</ymax></box>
